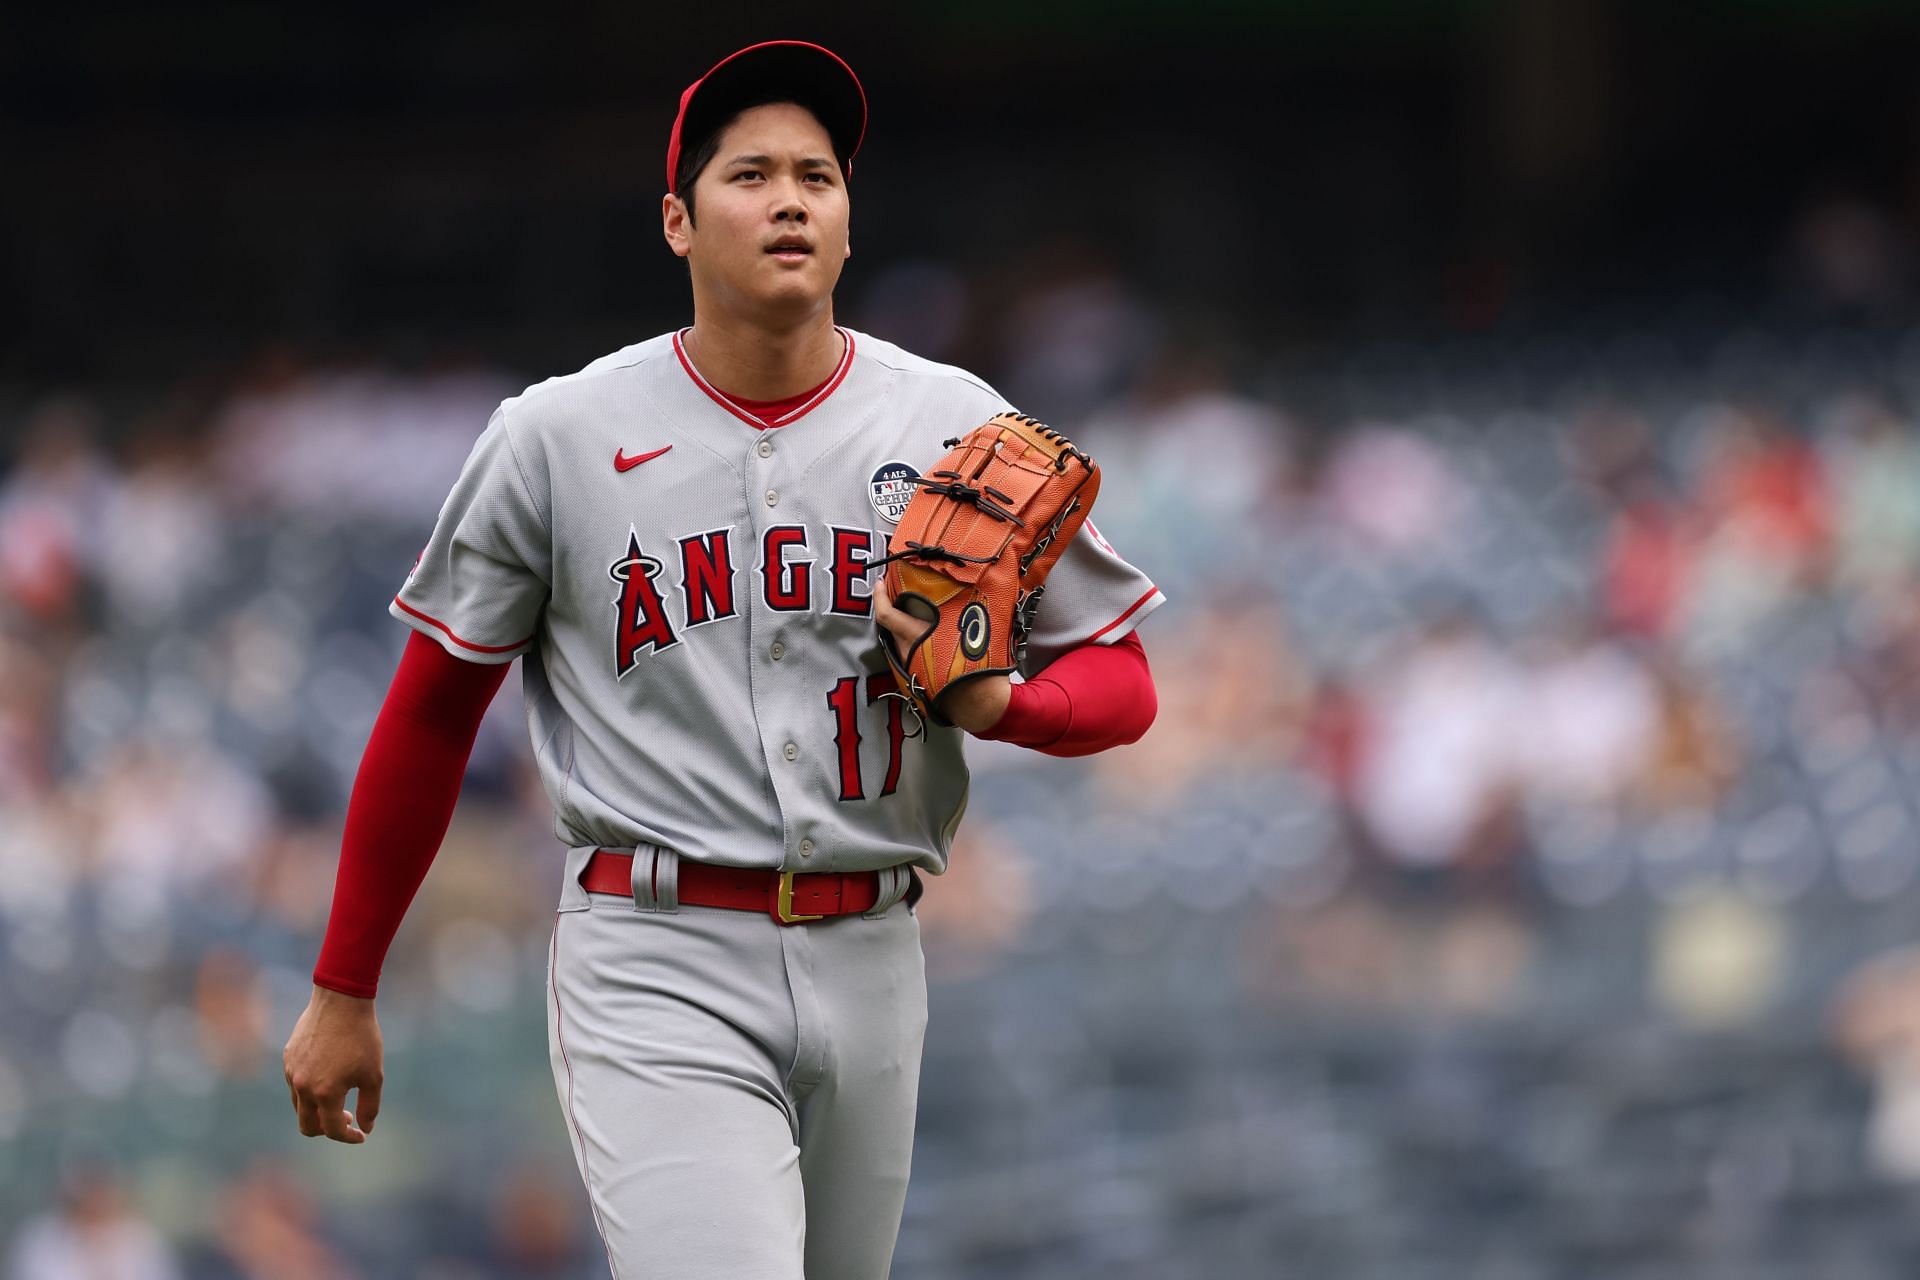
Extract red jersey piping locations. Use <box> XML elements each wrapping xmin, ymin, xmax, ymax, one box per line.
<box><xmin>392</xmin><ymin>596</ymin><xmax>535</xmax><ymax>654</ymax></box>
<box><xmin>672</xmin><ymin>326</ymin><xmax>856</xmax><ymax>430</ymax></box>
<box><xmin>1084</xmin><ymin>586</ymin><xmax>1163</xmax><ymax>644</ymax></box>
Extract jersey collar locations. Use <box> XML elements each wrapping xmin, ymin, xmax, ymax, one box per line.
<box><xmin>672</xmin><ymin>326</ymin><xmax>856</xmax><ymax>431</ymax></box>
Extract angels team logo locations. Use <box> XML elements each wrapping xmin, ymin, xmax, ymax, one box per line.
<box><xmin>609</xmin><ymin>531</ymin><xmax>677</xmax><ymax>674</ymax></box>
<box><xmin>869</xmin><ymin>461</ymin><xmax>919</xmax><ymax>524</ymax></box>
<box><xmin>607</xmin><ymin>538</ymin><xmax>666</xmax><ymax>588</ymax></box>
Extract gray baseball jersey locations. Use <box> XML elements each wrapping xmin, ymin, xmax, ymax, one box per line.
<box><xmin>391</xmin><ymin>325</ymin><xmax>1163</xmax><ymax>889</ymax></box>
<box><xmin>396</xmin><ymin>325</ymin><xmax>1162</xmax><ymax>1279</ymax></box>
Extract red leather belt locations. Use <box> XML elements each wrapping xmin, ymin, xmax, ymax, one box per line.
<box><xmin>581</xmin><ymin>848</ymin><xmax>883</xmax><ymax>925</ymax></box>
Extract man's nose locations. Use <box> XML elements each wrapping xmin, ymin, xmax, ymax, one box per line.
<box><xmin>773</xmin><ymin>178</ymin><xmax>808</xmax><ymax>221</ymax></box>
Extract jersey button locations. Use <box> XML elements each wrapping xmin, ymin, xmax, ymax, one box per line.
<box><xmin>799</xmin><ymin>839</ymin><xmax>815</xmax><ymax>858</ymax></box>
<box><xmin>765</xmin><ymin>489</ymin><xmax>779</xmax><ymax>507</ymax></box>
<box><xmin>783</xmin><ymin>741</ymin><xmax>798</xmax><ymax>761</ymax></box>
<box><xmin>757</xmin><ymin>439</ymin><xmax>774</xmax><ymax>458</ymax></box>
<box><xmin>771</xmin><ymin>641</ymin><xmax>786</xmax><ymax>661</ymax></box>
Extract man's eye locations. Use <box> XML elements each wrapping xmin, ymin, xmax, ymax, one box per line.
<box><xmin>735</xmin><ymin>170</ymin><xmax>761</xmax><ymax>180</ymax></box>
<box><xmin>805</xmin><ymin>173</ymin><xmax>830</xmax><ymax>184</ymax></box>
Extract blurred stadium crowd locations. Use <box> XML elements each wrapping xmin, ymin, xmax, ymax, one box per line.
<box><xmin>13</xmin><ymin>243</ymin><xmax>1920</xmax><ymax>1275</ymax></box>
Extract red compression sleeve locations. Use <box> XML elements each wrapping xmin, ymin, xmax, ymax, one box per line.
<box><xmin>977</xmin><ymin>630</ymin><xmax>1157</xmax><ymax>757</ymax></box>
<box><xmin>311</xmin><ymin>631</ymin><xmax>511</xmax><ymax>998</ymax></box>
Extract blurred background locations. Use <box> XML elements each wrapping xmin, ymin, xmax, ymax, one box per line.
<box><xmin>9</xmin><ymin>1</ymin><xmax>1920</xmax><ymax>1276</ymax></box>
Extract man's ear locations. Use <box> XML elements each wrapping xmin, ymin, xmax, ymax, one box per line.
<box><xmin>663</xmin><ymin>193</ymin><xmax>692</xmax><ymax>259</ymax></box>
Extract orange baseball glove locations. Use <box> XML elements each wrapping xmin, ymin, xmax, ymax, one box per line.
<box><xmin>871</xmin><ymin>412</ymin><xmax>1100</xmax><ymax>728</ymax></box>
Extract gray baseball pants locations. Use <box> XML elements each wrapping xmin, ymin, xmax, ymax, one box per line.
<box><xmin>546</xmin><ymin>846</ymin><xmax>927</xmax><ymax>1279</ymax></box>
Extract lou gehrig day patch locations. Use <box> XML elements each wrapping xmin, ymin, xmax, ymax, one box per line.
<box><xmin>869</xmin><ymin>461</ymin><xmax>920</xmax><ymax>524</ymax></box>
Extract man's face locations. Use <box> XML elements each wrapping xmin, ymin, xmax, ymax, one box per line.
<box><xmin>663</xmin><ymin>101</ymin><xmax>851</xmax><ymax>320</ymax></box>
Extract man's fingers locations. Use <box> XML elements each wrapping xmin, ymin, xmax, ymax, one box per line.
<box><xmin>294</xmin><ymin>1090</ymin><xmax>327</xmax><ymax>1138</ymax></box>
<box><xmin>872</xmin><ymin>578</ymin><xmax>908</xmax><ymax>641</ymax></box>
<box><xmin>355</xmin><ymin>1081</ymin><xmax>382</xmax><ymax>1136</ymax></box>
<box><xmin>871</xmin><ymin>577</ymin><xmax>934</xmax><ymax>646</ymax></box>
<box><xmin>292</xmin><ymin>1086</ymin><xmax>366</xmax><ymax>1143</ymax></box>
<box><xmin>873</xmin><ymin>577</ymin><xmax>901</xmax><ymax>628</ymax></box>
<box><xmin>318</xmin><ymin>1095</ymin><xmax>367</xmax><ymax>1144</ymax></box>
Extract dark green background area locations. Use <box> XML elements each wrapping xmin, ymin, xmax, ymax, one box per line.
<box><xmin>5</xmin><ymin>1</ymin><xmax>1919</xmax><ymax>380</ymax></box>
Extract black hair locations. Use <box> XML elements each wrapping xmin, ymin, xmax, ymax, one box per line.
<box><xmin>673</xmin><ymin>93</ymin><xmax>846</xmax><ymax>229</ymax></box>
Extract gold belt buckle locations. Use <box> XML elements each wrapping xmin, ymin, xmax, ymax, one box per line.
<box><xmin>774</xmin><ymin>869</ymin><xmax>826</xmax><ymax>925</ymax></box>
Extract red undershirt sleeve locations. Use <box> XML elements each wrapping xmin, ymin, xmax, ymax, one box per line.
<box><xmin>311</xmin><ymin>630</ymin><xmax>512</xmax><ymax>998</ymax></box>
<box><xmin>976</xmin><ymin>630</ymin><xmax>1157</xmax><ymax>757</ymax></box>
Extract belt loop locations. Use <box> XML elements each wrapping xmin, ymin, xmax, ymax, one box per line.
<box><xmin>629</xmin><ymin>844</ymin><xmax>681</xmax><ymax>913</ymax></box>
<box><xmin>628</xmin><ymin>847</ymin><xmax>655</xmax><ymax>911</ymax></box>
<box><xmin>861</xmin><ymin>865</ymin><xmax>912</xmax><ymax>918</ymax></box>
<box><xmin>654</xmin><ymin>846</ymin><xmax>680</xmax><ymax>911</ymax></box>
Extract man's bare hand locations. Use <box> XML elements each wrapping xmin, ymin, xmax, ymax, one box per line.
<box><xmin>872</xmin><ymin>576</ymin><xmax>1011</xmax><ymax>734</ymax></box>
<box><xmin>283</xmin><ymin>986</ymin><xmax>383</xmax><ymax>1144</ymax></box>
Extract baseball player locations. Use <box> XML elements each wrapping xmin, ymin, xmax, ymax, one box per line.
<box><xmin>283</xmin><ymin>40</ymin><xmax>1163</xmax><ymax>1279</ymax></box>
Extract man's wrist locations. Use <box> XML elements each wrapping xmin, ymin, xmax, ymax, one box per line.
<box><xmin>944</xmin><ymin>674</ymin><xmax>1013</xmax><ymax>735</ymax></box>
<box><xmin>311</xmin><ymin>979</ymin><xmax>377</xmax><ymax>1006</ymax></box>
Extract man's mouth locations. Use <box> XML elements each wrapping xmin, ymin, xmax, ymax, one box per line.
<box><xmin>766</xmin><ymin>241</ymin><xmax>813</xmax><ymax>257</ymax></box>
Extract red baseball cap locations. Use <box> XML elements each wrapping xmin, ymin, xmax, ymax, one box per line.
<box><xmin>665</xmin><ymin>40</ymin><xmax>868</xmax><ymax>195</ymax></box>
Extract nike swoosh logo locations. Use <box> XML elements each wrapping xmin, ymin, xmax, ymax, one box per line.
<box><xmin>614</xmin><ymin>445</ymin><xmax>672</xmax><ymax>472</ymax></box>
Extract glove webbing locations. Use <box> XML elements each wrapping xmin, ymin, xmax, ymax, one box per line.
<box><xmin>1019</xmin><ymin>496</ymin><xmax>1084</xmax><ymax>575</ymax></box>
<box><xmin>1012</xmin><ymin>583</ymin><xmax>1046</xmax><ymax>668</ymax></box>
